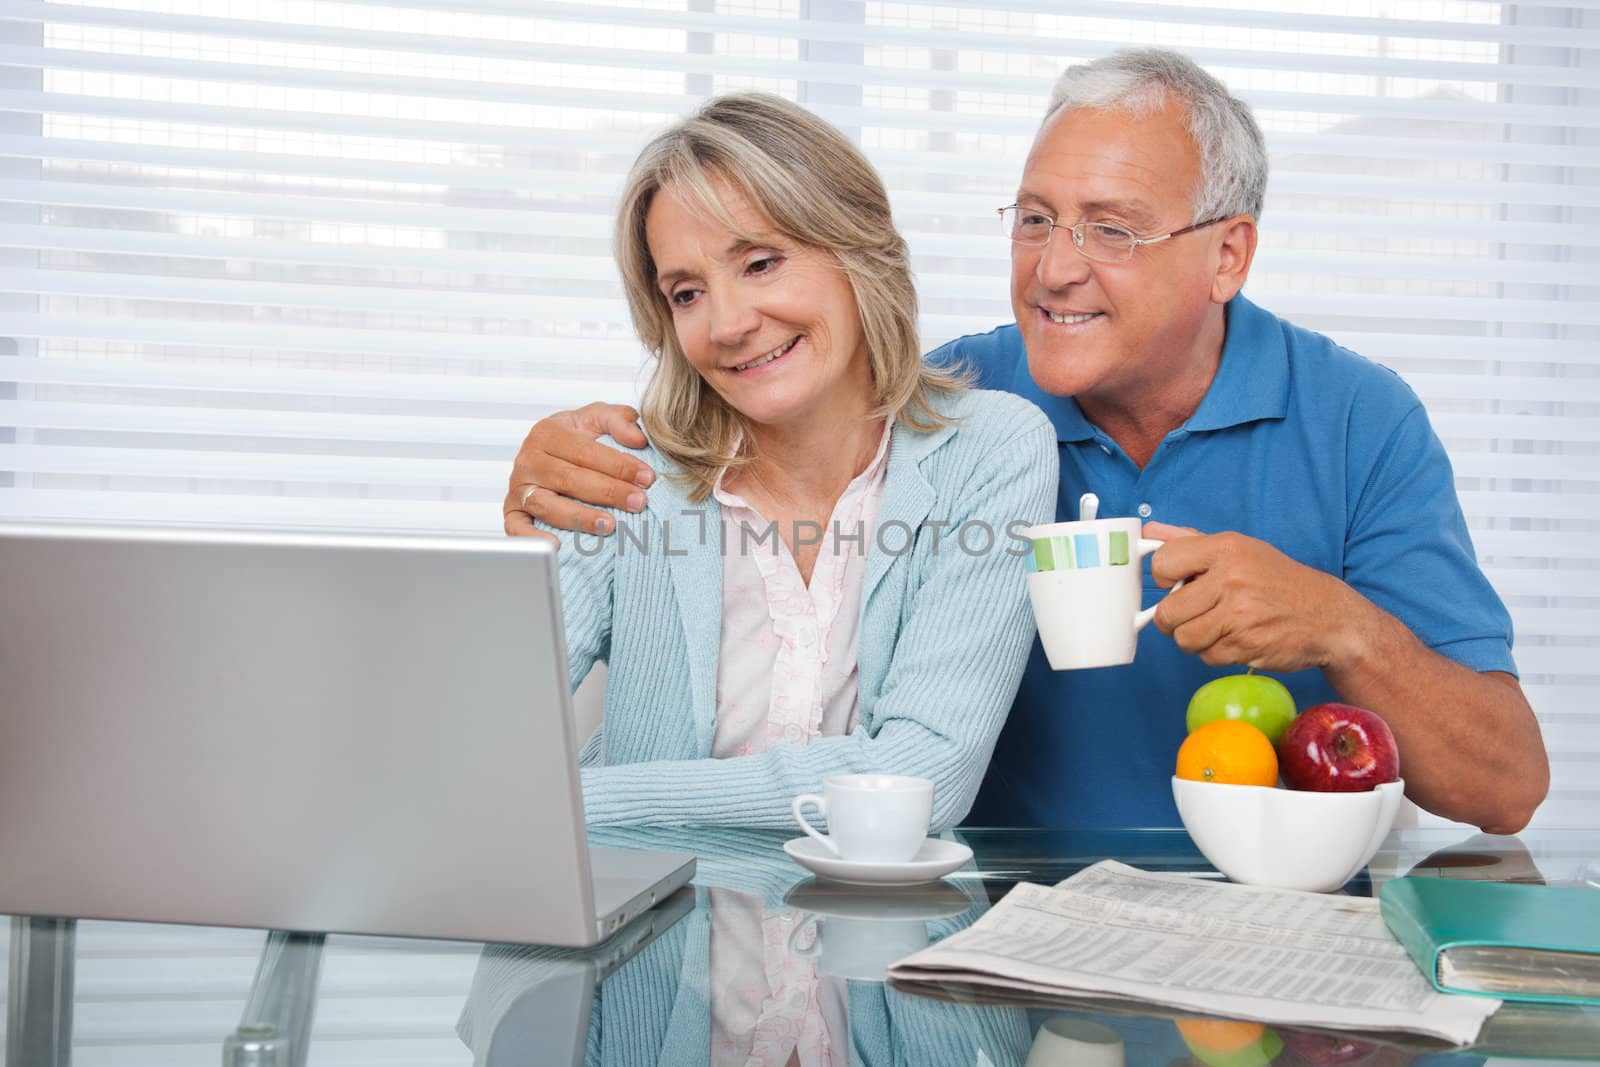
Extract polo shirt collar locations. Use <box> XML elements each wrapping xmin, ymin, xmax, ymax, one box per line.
<box><xmin>1183</xmin><ymin>294</ymin><xmax>1290</xmax><ymax>432</ymax></box>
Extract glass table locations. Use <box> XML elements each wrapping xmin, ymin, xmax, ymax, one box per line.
<box><xmin>4</xmin><ymin>826</ymin><xmax>1596</xmax><ymax>1066</ymax></box>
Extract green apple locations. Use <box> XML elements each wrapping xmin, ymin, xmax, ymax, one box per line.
<box><xmin>1186</xmin><ymin>674</ymin><xmax>1297</xmax><ymax>747</ymax></box>
<box><xmin>1183</xmin><ymin>1028</ymin><xmax>1284</xmax><ymax>1067</ymax></box>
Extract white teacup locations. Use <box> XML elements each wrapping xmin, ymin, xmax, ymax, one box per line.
<box><xmin>1023</xmin><ymin>518</ymin><xmax>1181</xmax><ymax>670</ymax></box>
<box><xmin>787</xmin><ymin>913</ymin><xmax>929</xmax><ymax>982</ymax></box>
<box><xmin>791</xmin><ymin>774</ymin><xmax>932</xmax><ymax>863</ymax></box>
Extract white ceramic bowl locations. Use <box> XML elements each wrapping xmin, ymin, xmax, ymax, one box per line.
<box><xmin>1172</xmin><ymin>776</ymin><xmax>1405</xmax><ymax>893</ymax></box>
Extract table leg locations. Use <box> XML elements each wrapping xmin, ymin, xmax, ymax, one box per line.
<box><xmin>5</xmin><ymin>916</ymin><xmax>75</xmax><ymax>1067</ymax></box>
<box><xmin>224</xmin><ymin>931</ymin><xmax>324</xmax><ymax>1067</ymax></box>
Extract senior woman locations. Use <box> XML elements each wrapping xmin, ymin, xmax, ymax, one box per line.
<box><xmin>550</xmin><ymin>93</ymin><xmax>1055</xmax><ymax>829</ymax></box>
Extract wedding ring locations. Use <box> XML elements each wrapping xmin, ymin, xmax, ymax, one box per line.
<box><xmin>518</xmin><ymin>483</ymin><xmax>539</xmax><ymax>509</ymax></box>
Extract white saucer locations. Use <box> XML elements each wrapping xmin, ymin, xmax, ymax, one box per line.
<box><xmin>782</xmin><ymin>836</ymin><xmax>974</xmax><ymax>886</ymax></box>
<box><xmin>783</xmin><ymin>878</ymin><xmax>973</xmax><ymax>920</ymax></box>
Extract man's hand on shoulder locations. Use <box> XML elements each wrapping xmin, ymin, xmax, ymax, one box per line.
<box><xmin>503</xmin><ymin>402</ymin><xmax>655</xmax><ymax>539</ymax></box>
<box><xmin>1144</xmin><ymin>521</ymin><xmax>1377</xmax><ymax>673</ymax></box>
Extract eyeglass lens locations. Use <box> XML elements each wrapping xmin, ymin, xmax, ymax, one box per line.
<box><xmin>1000</xmin><ymin>208</ymin><xmax>1136</xmax><ymax>261</ymax></box>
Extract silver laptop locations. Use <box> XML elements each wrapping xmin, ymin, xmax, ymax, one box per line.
<box><xmin>0</xmin><ymin>523</ymin><xmax>695</xmax><ymax>947</ymax></box>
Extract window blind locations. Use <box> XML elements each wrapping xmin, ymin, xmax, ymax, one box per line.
<box><xmin>0</xmin><ymin>1</ymin><xmax>1595</xmax><ymax>831</ymax></box>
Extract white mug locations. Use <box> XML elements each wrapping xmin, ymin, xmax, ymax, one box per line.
<box><xmin>791</xmin><ymin>774</ymin><xmax>932</xmax><ymax>863</ymax></box>
<box><xmin>1024</xmin><ymin>1017</ymin><xmax>1126</xmax><ymax>1067</ymax></box>
<box><xmin>1023</xmin><ymin>518</ymin><xmax>1182</xmax><ymax>671</ymax></box>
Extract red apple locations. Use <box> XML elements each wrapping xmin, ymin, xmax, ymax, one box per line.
<box><xmin>1277</xmin><ymin>703</ymin><xmax>1399</xmax><ymax>792</ymax></box>
<box><xmin>1277</xmin><ymin>1028</ymin><xmax>1379</xmax><ymax>1067</ymax></box>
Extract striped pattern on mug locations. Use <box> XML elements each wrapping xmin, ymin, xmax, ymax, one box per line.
<box><xmin>1027</xmin><ymin>530</ymin><xmax>1131</xmax><ymax>573</ymax></box>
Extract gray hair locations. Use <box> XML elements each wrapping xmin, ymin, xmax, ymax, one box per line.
<box><xmin>1046</xmin><ymin>48</ymin><xmax>1268</xmax><ymax>223</ymax></box>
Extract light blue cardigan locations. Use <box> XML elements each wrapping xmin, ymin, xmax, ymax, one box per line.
<box><xmin>557</xmin><ymin>388</ymin><xmax>1057</xmax><ymax>829</ymax></box>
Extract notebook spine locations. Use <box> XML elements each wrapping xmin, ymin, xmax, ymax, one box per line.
<box><xmin>1379</xmin><ymin>883</ymin><xmax>1447</xmax><ymax>994</ymax></box>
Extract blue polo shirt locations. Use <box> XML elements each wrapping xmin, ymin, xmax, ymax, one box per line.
<box><xmin>949</xmin><ymin>295</ymin><xmax>1516</xmax><ymax>828</ymax></box>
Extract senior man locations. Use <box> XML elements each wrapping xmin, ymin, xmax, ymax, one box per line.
<box><xmin>504</xmin><ymin>49</ymin><xmax>1548</xmax><ymax>834</ymax></box>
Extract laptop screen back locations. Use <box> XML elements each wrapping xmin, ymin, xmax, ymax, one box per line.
<box><xmin>0</xmin><ymin>524</ymin><xmax>600</xmax><ymax>944</ymax></box>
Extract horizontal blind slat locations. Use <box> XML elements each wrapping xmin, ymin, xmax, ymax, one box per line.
<box><xmin>1461</xmin><ymin>492</ymin><xmax>1600</xmax><ymax>522</ymax></box>
<box><xmin>873</xmin><ymin>0</ymin><xmax>1592</xmax><ymax>44</ymax></box>
<box><xmin>1521</xmin><ymin>686</ymin><xmax>1600</xmax><ymax>721</ymax></box>
<box><xmin>0</xmin><ymin>136</ymin><xmax>616</xmax><ymax>198</ymax></box>
<box><xmin>1450</xmin><ymin>453</ymin><xmax>1600</xmax><ymax>482</ymax></box>
<box><xmin>9</xmin><ymin>3</ymin><xmax>1598</xmax><ymax>90</ymax></box>
<box><xmin>1345</xmin><ymin>338</ymin><xmax>1599</xmax><ymax>367</ymax></box>
<box><xmin>221</xmin><ymin>0</ymin><xmax>1600</xmax><ymax>52</ymax></box>
<box><xmin>1403</xmin><ymin>374</ymin><xmax>1600</xmax><ymax>404</ymax></box>
<box><xmin>11</xmin><ymin>225</ymin><xmax>1592</xmax><ymax>294</ymax></box>
<box><xmin>5</xmin><ymin>225</ymin><xmax>1591</xmax><ymax>291</ymax></box>
<box><xmin>0</xmin><ymin>443</ymin><xmax>508</xmax><ymax>486</ymax></box>
<box><xmin>6</xmin><ymin>361</ymin><xmax>1593</xmax><ymax>444</ymax></box>
<box><xmin>0</xmin><ymin>315</ymin><xmax>651</xmax><ymax>365</ymax></box>
<box><xmin>1481</xmin><ymin>567</ymin><xmax>1600</xmax><ymax>598</ymax></box>
<box><xmin>1</xmin><ymin>315</ymin><xmax>1595</xmax><ymax>375</ymax></box>
<box><xmin>1506</xmin><ymin>608</ymin><xmax>1600</xmax><ymax>638</ymax></box>
<box><xmin>905</xmin><ymin>213</ymin><xmax>1600</xmax><ymax>248</ymax></box>
<box><xmin>15</xmin><ymin>46</ymin><xmax>1598</xmax><ymax>133</ymax></box>
<box><xmin>25</xmin><ymin>446</ymin><xmax>1598</xmax><ymax>498</ymax></box>
<box><xmin>1244</xmin><ymin>292</ymin><xmax>1600</xmax><ymax>326</ymax></box>
<box><xmin>0</xmin><ymin>399</ymin><xmax>538</xmax><ymax>445</ymax></box>
<box><xmin>1265</xmin><ymin>171</ymin><xmax>1600</xmax><ymax>210</ymax></box>
<box><xmin>918</xmin><ymin>286</ymin><xmax>1596</xmax><ymax>321</ymax></box>
<box><xmin>10</xmin><ymin>91</ymin><xmax>1600</xmax><ymax>170</ymax></box>
<box><xmin>1509</xmin><ymin>646</ymin><xmax>1600</xmax><ymax>677</ymax></box>
<box><xmin>0</xmin><ymin>224</ymin><xmax>621</xmax><ymax>279</ymax></box>
<box><xmin>1436</xmin><ymin>416</ymin><xmax>1600</xmax><ymax>444</ymax></box>
<box><xmin>0</xmin><ymin>486</ymin><xmax>500</xmax><ymax>532</ymax></box>
<box><xmin>8</xmin><ymin>134</ymin><xmax>1600</xmax><ymax>213</ymax></box>
<box><xmin>0</xmin><ymin>178</ymin><xmax>612</xmax><ymax>235</ymax></box>
<box><xmin>1475</xmin><ymin>530</ymin><xmax>1600</xmax><ymax>561</ymax></box>
<box><xmin>10</xmin><ymin>173</ymin><xmax>1599</xmax><ymax>248</ymax></box>
<box><xmin>0</xmin><ymin>355</ymin><xmax>640</xmax><ymax>405</ymax></box>
<box><xmin>11</xmin><ymin>268</ymin><xmax>1597</xmax><ymax>330</ymax></box>
<box><xmin>1</xmin><ymin>267</ymin><xmax>624</xmax><ymax>321</ymax></box>
<box><xmin>0</xmin><ymin>267</ymin><xmax>625</xmax><ymax>319</ymax></box>
<box><xmin>1248</xmin><ymin>253</ymin><xmax>1588</xmax><ymax>288</ymax></box>
<box><xmin>9</xmin><ymin>308</ymin><xmax>1587</xmax><ymax>358</ymax></box>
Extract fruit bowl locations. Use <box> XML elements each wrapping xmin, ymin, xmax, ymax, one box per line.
<box><xmin>1172</xmin><ymin>776</ymin><xmax>1405</xmax><ymax>893</ymax></box>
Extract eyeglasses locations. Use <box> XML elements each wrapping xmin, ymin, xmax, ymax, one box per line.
<box><xmin>998</xmin><ymin>205</ymin><xmax>1227</xmax><ymax>263</ymax></box>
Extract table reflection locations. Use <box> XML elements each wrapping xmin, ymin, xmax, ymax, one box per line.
<box><xmin>2</xmin><ymin>827</ymin><xmax>1597</xmax><ymax>1066</ymax></box>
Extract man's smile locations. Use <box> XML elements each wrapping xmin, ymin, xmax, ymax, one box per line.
<box><xmin>1039</xmin><ymin>308</ymin><xmax>1104</xmax><ymax>327</ymax></box>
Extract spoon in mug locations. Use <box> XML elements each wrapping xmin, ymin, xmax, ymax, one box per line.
<box><xmin>1079</xmin><ymin>492</ymin><xmax>1099</xmax><ymax>522</ymax></box>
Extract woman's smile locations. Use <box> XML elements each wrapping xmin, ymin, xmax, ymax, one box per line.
<box><xmin>731</xmin><ymin>335</ymin><xmax>801</xmax><ymax>374</ymax></box>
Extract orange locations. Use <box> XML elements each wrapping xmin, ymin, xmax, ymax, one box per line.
<box><xmin>1175</xmin><ymin>719</ymin><xmax>1278</xmax><ymax>786</ymax></box>
<box><xmin>1174</xmin><ymin>1018</ymin><xmax>1268</xmax><ymax>1054</ymax></box>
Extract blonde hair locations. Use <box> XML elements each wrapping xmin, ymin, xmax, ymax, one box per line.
<box><xmin>615</xmin><ymin>92</ymin><xmax>965</xmax><ymax>501</ymax></box>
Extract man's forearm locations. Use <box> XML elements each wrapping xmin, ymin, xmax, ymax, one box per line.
<box><xmin>1323</xmin><ymin>603</ymin><xmax>1548</xmax><ymax>834</ymax></box>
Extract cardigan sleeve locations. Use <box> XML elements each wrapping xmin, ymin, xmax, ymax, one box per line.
<box><xmin>550</xmin><ymin>523</ymin><xmax>618</xmax><ymax>694</ymax></box>
<box><xmin>579</xmin><ymin>405</ymin><xmax>1057</xmax><ymax>830</ymax></box>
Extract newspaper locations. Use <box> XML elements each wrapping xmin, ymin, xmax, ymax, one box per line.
<box><xmin>887</xmin><ymin>860</ymin><xmax>1499</xmax><ymax>1046</ymax></box>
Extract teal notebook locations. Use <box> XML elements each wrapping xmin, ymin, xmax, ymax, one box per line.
<box><xmin>1380</xmin><ymin>876</ymin><xmax>1600</xmax><ymax>1007</ymax></box>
